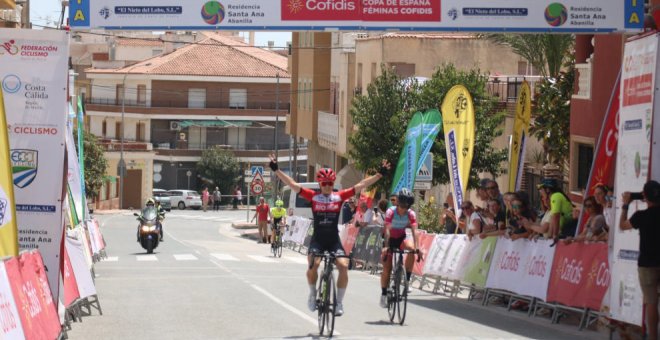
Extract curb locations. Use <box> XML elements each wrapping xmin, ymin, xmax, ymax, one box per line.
<box><xmin>231</xmin><ymin>223</ymin><xmax>258</xmax><ymax>230</ymax></box>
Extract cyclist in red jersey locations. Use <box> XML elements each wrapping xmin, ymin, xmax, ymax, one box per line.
<box><xmin>269</xmin><ymin>154</ymin><xmax>390</xmax><ymax>317</ymax></box>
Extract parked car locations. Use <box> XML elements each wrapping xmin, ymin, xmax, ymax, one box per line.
<box><xmin>168</xmin><ymin>189</ymin><xmax>202</xmax><ymax>210</ymax></box>
<box><xmin>152</xmin><ymin>188</ymin><xmax>172</xmax><ymax>211</ymax></box>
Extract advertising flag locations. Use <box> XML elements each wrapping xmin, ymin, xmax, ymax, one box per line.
<box><xmin>0</xmin><ymin>28</ymin><xmax>70</xmax><ymax>300</ymax></box>
<box><xmin>0</xmin><ymin>88</ymin><xmax>19</xmax><ymax>257</ymax></box>
<box><xmin>76</xmin><ymin>97</ymin><xmax>87</xmax><ymax>221</ymax></box>
<box><xmin>66</xmin><ymin>125</ymin><xmax>84</xmax><ymax>224</ymax></box>
<box><xmin>391</xmin><ymin>111</ymin><xmax>424</xmax><ymax>194</ymax></box>
<box><xmin>416</xmin><ymin>109</ymin><xmax>443</xmax><ymax>176</ymax></box>
<box><xmin>441</xmin><ymin>85</ymin><xmax>476</xmax><ymax>217</ymax></box>
<box><xmin>508</xmin><ymin>81</ymin><xmax>531</xmax><ymax>192</ymax></box>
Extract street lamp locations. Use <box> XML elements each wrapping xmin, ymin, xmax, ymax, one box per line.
<box><xmin>118</xmin><ymin>72</ymin><xmax>128</xmax><ymax>209</ymax></box>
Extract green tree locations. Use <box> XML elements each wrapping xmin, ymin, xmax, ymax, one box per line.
<box><xmin>196</xmin><ymin>146</ymin><xmax>240</xmax><ymax>195</ymax></box>
<box><xmin>349</xmin><ymin>64</ymin><xmax>507</xmax><ymax>192</ymax></box>
<box><xmin>415</xmin><ymin>198</ymin><xmax>443</xmax><ymax>233</ymax></box>
<box><xmin>74</xmin><ymin>129</ymin><xmax>108</xmax><ymax>199</ymax></box>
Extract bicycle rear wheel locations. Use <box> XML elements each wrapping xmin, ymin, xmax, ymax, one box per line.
<box><xmin>397</xmin><ymin>271</ymin><xmax>408</xmax><ymax>325</ymax></box>
<box><xmin>276</xmin><ymin>237</ymin><xmax>283</xmax><ymax>257</ymax></box>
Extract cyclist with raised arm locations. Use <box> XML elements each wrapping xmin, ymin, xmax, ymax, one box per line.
<box><xmin>380</xmin><ymin>188</ymin><xmax>422</xmax><ymax>308</ymax></box>
<box><xmin>270</xmin><ymin>199</ymin><xmax>287</xmax><ymax>244</ymax></box>
<box><xmin>269</xmin><ymin>155</ymin><xmax>390</xmax><ymax>317</ymax></box>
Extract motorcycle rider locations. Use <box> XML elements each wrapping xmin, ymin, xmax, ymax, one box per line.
<box><xmin>137</xmin><ymin>198</ymin><xmax>165</xmax><ymax>242</ymax></box>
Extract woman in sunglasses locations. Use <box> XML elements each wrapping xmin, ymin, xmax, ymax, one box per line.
<box><xmin>269</xmin><ymin>155</ymin><xmax>390</xmax><ymax>317</ymax></box>
<box><xmin>507</xmin><ymin>197</ymin><xmax>535</xmax><ymax>241</ymax></box>
<box><xmin>564</xmin><ymin>196</ymin><xmax>608</xmax><ymax>243</ymax></box>
<box><xmin>458</xmin><ymin>200</ymin><xmax>484</xmax><ymax>240</ymax></box>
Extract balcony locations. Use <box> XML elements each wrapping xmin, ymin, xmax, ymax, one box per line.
<box><xmin>98</xmin><ymin>139</ymin><xmax>153</xmax><ymax>152</ymax></box>
<box><xmin>486</xmin><ymin>76</ymin><xmax>544</xmax><ymax>103</ymax></box>
<box><xmin>86</xmin><ymin>98</ymin><xmax>290</xmax><ymax>118</ymax></box>
<box><xmin>573</xmin><ymin>63</ymin><xmax>592</xmax><ymax>100</ymax></box>
<box><xmin>318</xmin><ymin>110</ymin><xmax>339</xmax><ymax>151</ymax></box>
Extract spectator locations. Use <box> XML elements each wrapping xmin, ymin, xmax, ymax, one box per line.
<box><xmin>442</xmin><ymin>193</ymin><xmax>459</xmax><ymax>234</ymax></box>
<box><xmin>507</xmin><ymin>197</ymin><xmax>534</xmax><ymax>241</ymax></box>
<box><xmin>202</xmin><ymin>187</ymin><xmax>210</xmax><ymax>212</ymax></box>
<box><xmin>477</xmin><ymin>179</ymin><xmax>491</xmax><ymax>208</ymax></box>
<box><xmin>521</xmin><ymin>189</ymin><xmax>552</xmax><ymax>239</ymax></box>
<box><xmin>353</xmin><ymin>200</ymin><xmax>374</xmax><ymax>227</ymax></box>
<box><xmin>213</xmin><ymin>186</ymin><xmax>222</xmax><ymax>211</ymax></box>
<box><xmin>341</xmin><ymin>197</ymin><xmax>357</xmax><ymax>224</ymax></box>
<box><xmin>458</xmin><ymin>200</ymin><xmax>483</xmax><ymax>240</ymax></box>
<box><xmin>538</xmin><ymin>178</ymin><xmax>574</xmax><ymax>246</ymax></box>
<box><xmin>373</xmin><ymin>199</ymin><xmax>388</xmax><ymax>226</ymax></box>
<box><xmin>502</xmin><ymin>192</ymin><xmax>517</xmax><ymax>226</ymax></box>
<box><xmin>251</xmin><ymin>197</ymin><xmax>271</xmax><ymax>243</ymax></box>
<box><xmin>594</xmin><ymin>184</ymin><xmax>615</xmax><ymax>230</ymax></box>
<box><xmin>389</xmin><ymin>194</ymin><xmax>398</xmax><ymax>208</ymax></box>
<box><xmin>619</xmin><ymin>180</ymin><xmax>660</xmax><ymax>340</ymax></box>
<box><xmin>479</xmin><ymin>198</ymin><xmax>506</xmax><ymax>239</ymax></box>
<box><xmin>565</xmin><ymin>196</ymin><xmax>607</xmax><ymax>243</ymax></box>
<box><xmin>232</xmin><ymin>185</ymin><xmax>240</xmax><ymax>209</ymax></box>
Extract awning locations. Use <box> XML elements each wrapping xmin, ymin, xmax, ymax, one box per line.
<box><xmin>178</xmin><ymin>120</ymin><xmax>255</xmax><ymax>128</ymax></box>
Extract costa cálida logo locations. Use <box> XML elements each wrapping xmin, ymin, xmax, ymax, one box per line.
<box><xmin>282</xmin><ymin>0</ymin><xmax>360</xmax><ymax>20</ymax></box>
<box><xmin>10</xmin><ymin>149</ymin><xmax>38</xmax><ymax>189</ymax></box>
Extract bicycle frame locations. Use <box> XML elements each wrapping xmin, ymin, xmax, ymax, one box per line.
<box><xmin>386</xmin><ymin>248</ymin><xmax>415</xmax><ymax>325</ymax></box>
<box><xmin>314</xmin><ymin>252</ymin><xmax>338</xmax><ymax>337</ymax></box>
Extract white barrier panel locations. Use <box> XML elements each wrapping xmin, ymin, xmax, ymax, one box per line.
<box><xmin>0</xmin><ymin>261</ymin><xmax>26</xmax><ymax>340</ymax></box>
<box><xmin>422</xmin><ymin>234</ymin><xmax>469</xmax><ymax>280</ymax></box>
<box><xmin>72</xmin><ymin>227</ymin><xmax>93</xmax><ymax>269</ymax></box>
<box><xmin>286</xmin><ymin>216</ymin><xmax>311</xmax><ymax>245</ymax></box>
<box><xmin>65</xmin><ymin>235</ymin><xmax>97</xmax><ymax>299</ymax></box>
<box><xmin>485</xmin><ymin>238</ymin><xmax>555</xmax><ymax>301</ymax></box>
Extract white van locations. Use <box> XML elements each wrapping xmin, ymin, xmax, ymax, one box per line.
<box><xmin>280</xmin><ymin>182</ymin><xmax>343</xmax><ymax>219</ymax></box>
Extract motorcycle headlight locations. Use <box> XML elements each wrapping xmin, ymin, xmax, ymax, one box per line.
<box><xmin>141</xmin><ymin>225</ymin><xmax>157</xmax><ymax>232</ymax></box>
<box><xmin>141</xmin><ymin>226</ymin><xmax>149</xmax><ymax>232</ymax></box>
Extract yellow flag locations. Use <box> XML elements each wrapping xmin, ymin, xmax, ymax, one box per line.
<box><xmin>0</xmin><ymin>0</ymin><xmax>15</xmax><ymax>10</ymax></box>
<box><xmin>508</xmin><ymin>81</ymin><xmax>532</xmax><ymax>192</ymax></box>
<box><xmin>0</xmin><ymin>89</ymin><xmax>19</xmax><ymax>257</ymax></box>
<box><xmin>441</xmin><ymin>85</ymin><xmax>475</xmax><ymax>215</ymax></box>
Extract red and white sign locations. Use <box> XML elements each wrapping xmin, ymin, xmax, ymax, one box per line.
<box><xmin>0</xmin><ymin>260</ymin><xmax>25</xmax><ymax>340</ymax></box>
<box><xmin>65</xmin><ymin>235</ymin><xmax>97</xmax><ymax>299</ymax></box>
<box><xmin>485</xmin><ymin>238</ymin><xmax>556</xmax><ymax>301</ymax></box>
<box><xmin>62</xmin><ymin>245</ymin><xmax>80</xmax><ymax>308</ymax></box>
<box><xmin>410</xmin><ymin>232</ymin><xmax>436</xmax><ymax>276</ymax></box>
<box><xmin>281</xmin><ymin>0</ymin><xmax>441</xmax><ymax>22</ymax></box>
<box><xmin>339</xmin><ymin>223</ymin><xmax>360</xmax><ymax>254</ymax></box>
<box><xmin>547</xmin><ymin>242</ymin><xmax>609</xmax><ymax>311</ymax></box>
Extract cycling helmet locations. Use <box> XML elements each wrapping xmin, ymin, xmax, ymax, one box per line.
<box><xmin>275</xmin><ymin>199</ymin><xmax>284</xmax><ymax>207</ymax></box>
<box><xmin>316</xmin><ymin>168</ymin><xmax>336</xmax><ymax>182</ymax></box>
<box><xmin>146</xmin><ymin>198</ymin><xmax>156</xmax><ymax>206</ymax></box>
<box><xmin>538</xmin><ymin>178</ymin><xmax>559</xmax><ymax>190</ymax></box>
<box><xmin>397</xmin><ymin>188</ymin><xmax>415</xmax><ymax>206</ymax></box>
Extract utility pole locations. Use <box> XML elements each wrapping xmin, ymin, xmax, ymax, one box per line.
<box><xmin>273</xmin><ymin>73</ymin><xmax>280</xmax><ymax>194</ymax></box>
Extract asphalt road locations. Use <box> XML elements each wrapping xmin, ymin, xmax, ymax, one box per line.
<box><xmin>65</xmin><ymin>209</ymin><xmax>606</xmax><ymax>339</ymax></box>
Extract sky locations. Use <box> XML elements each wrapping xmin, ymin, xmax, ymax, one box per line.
<box><xmin>29</xmin><ymin>0</ymin><xmax>292</xmax><ymax>47</ymax></box>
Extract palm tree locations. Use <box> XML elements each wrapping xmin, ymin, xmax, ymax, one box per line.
<box><xmin>486</xmin><ymin>34</ymin><xmax>575</xmax><ymax>78</ymax></box>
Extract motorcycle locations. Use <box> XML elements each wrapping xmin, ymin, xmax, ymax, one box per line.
<box><xmin>134</xmin><ymin>206</ymin><xmax>162</xmax><ymax>254</ymax></box>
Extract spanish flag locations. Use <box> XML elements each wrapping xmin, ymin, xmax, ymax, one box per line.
<box><xmin>0</xmin><ymin>89</ymin><xmax>19</xmax><ymax>257</ymax></box>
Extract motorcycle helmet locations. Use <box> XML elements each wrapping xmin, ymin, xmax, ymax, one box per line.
<box><xmin>276</xmin><ymin>199</ymin><xmax>284</xmax><ymax>207</ymax></box>
<box><xmin>397</xmin><ymin>188</ymin><xmax>415</xmax><ymax>207</ymax></box>
<box><xmin>316</xmin><ymin>168</ymin><xmax>336</xmax><ymax>183</ymax></box>
<box><xmin>146</xmin><ymin>198</ymin><xmax>156</xmax><ymax>206</ymax></box>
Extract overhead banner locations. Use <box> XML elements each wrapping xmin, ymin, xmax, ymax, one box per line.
<box><xmin>485</xmin><ymin>238</ymin><xmax>555</xmax><ymax>301</ymax></box>
<box><xmin>69</xmin><ymin>0</ymin><xmax>643</xmax><ymax>33</ymax></box>
<box><xmin>0</xmin><ymin>89</ymin><xmax>19</xmax><ymax>257</ymax></box>
<box><xmin>610</xmin><ymin>33</ymin><xmax>659</xmax><ymax>326</ymax></box>
<box><xmin>0</xmin><ymin>28</ymin><xmax>70</xmax><ymax>300</ymax></box>
<box><xmin>508</xmin><ymin>81</ymin><xmax>531</xmax><ymax>192</ymax></box>
<box><xmin>441</xmin><ymin>85</ymin><xmax>475</xmax><ymax>218</ymax></box>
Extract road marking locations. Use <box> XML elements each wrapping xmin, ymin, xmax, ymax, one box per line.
<box><xmin>283</xmin><ymin>256</ymin><xmax>308</xmax><ymax>264</ymax></box>
<box><xmin>104</xmin><ymin>256</ymin><xmax>119</xmax><ymax>262</ymax></box>
<box><xmin>174</xmin><ymin>254</ymin><xmax>198</xmax><ymax>261</ymax></box>
<box><xmin>247</xmin><ymin>255</ymin><xmax>276</xmax><ymax>263</ymax></box>
<box><xmin>136</xmin><ymin>255</ymin><xmax>158</xmax><ymax>261</ymax></box>
<box><xmin>211</xmin><ymin>253</ymin><xmax>239</xmax><ymax>261</ymax></box>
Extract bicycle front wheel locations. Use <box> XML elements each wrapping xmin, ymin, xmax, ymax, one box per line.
<box><xmin>397</xmin><ymin>270</ymin><xmax>408</xmax><ymax>325</ymax></box>
<box><xmin>388</xmin><ymin>267</ymin><xmax>401</xmax><ymax>323</ymax></box>
<box><xmin>327</xmin><ymin>272</ymin><xmax>337</xmax><ymax>337</ymax></box>
<box><xmin>317</xmin><ymin>277</ymin><xmax>326</xmax><ymax>335</ymax></box>
<box><xmin>276</xmin><ymin>238</ymin><xmax>283</xmax><ymax>257</ymax></box>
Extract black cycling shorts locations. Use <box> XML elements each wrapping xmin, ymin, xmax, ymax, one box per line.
<box><xmin>273</xmin><ymin>218</ymin><xmax>283</xmax><ymax>227</ymax></box>
<box><xmin>388</xmin><ymin>235</ymin><xmax>407</xmax><ymax>250</ymax></box>
<box><xmin>308</xmin><ymin>237</ymin><xmax>346</xmax><ymax>257</ymax></box>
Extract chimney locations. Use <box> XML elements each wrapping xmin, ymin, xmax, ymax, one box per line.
<box><xmin>249</xmin><ymin>31</ymin><xmax>255</xmax><ymax>46</ymax></box>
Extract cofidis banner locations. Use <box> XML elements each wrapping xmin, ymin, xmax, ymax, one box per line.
<box><xmin>441</xmin><ymin>85</ymin><xmax>475</xmax><ymax>218</ymax></box>
<box><xmin>0</xmin><ymin>28</ymin><xmax>69</xmax><ymax>300</ymax></box>
<box><xmin>508</xmin><ymin>81</ymin><xmax>531</xmax><ymax>192</ymax></box>
<box><xmin>0</xmin><ymin>88</ymin><xmax>19</xmax><ymax>257</ymax></box>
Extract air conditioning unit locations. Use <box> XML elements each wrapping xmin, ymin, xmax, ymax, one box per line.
<box><xmin>169</xmin><ymin>121</ymin><xmax>181</xmax><ymax>131</ymax></box>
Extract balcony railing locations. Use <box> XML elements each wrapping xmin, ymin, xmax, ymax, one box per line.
<box><xmin>317</xmin><ymin>110</ymin><xmax>339</xmax><ymax>150</ymax></box>
<box><xmin>151</xmin><ymin>141</ymin><xmax>307</xmax><ymax>152</ymax></box>
<box><xmin>87</xmin><ymin>98</ymin><xmax>291</xmax><ymax>111</ymax></box>
<box><xmin>485</xmin><ymin>76</ymin><xmax>544</xmax><ymax>103</ymax></box>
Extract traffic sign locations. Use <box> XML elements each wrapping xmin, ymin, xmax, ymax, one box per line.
<box><xmin>416</xmin><ymin>152</ymin><xmax>433</xmax><ymax>182</ymax></box>
<box><xmin>413</xmin><ymin>181</ymin><xmax>432</xmax><ymax>190</ymax></box>
<box><xmin>252</xmin><ymin>172</ymin><xmax>264</xmax><ymax>184</ymax></box>
<box><xmin>244</xmin><ymin>176</ymin><xmax>271</xmax><ymax>183</ymax></box>
<box><xmin>244</xmin><ymin>170</ymin><xmax>271</xmax><ymax>176</ymax></box>
<box><xmin>251</xmin><ymin>166</ymin><xmax>264</xmax><ymax>176</ymax></box>
<box><xmin>251</xmin><ymin>182</ymin><xmax>264</xmax><ymax>195</ymax></box>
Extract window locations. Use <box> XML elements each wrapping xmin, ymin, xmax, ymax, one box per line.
<box><xmin>137</xmin><ymin>85</ymin><xmax>146</xmax><ymax>105</ymax></box>
<box><xmin>115</xmin><ymin>121</ymin><xmax>122</xmax><ymax>140</ymax></box>
<box><xmin>297</xmin><ymin>80</ymin><xmax>302</xmax><ymax>108</ymax></box>
<box><xmin>188</xmin><ymin>88</ymin><xmax>206</xmax><ymax>108</ymax></box>
<box><xmin>340</xmin><ymin>90</ymin><xmax>345</xmax><ymax>128</ymax></box>
<box><xmin>371</xmin><ymin>62</ymin><xmax>377</xmax><ymax>82</ymax></box>
<box><xmin>102</xmin><ymin>120</ymin><xmax>107</xmax><ymax>137</ymax></box>
<box><xmin>229</xmin><ymin>89</ymin><xmax>247</xmax><ymax>109</ymax></box>
<box><xmin>136</xmin><ymin>122</ymin><xmax>146</xmax><ymax>142</ymax></box>
<box><xmin>357</xmin><ymin>63</ymin><xmax>363</xmax><ymax>94</ymax></box>
<box><xmin>116</xmin><ymin>84</ymin><xmax>124</xmax><ymax>105</ymax></box>
<box><xmin>576</xmin><ymin>144</ymin><xmax>594</xmax><ymax>190</ymax></box>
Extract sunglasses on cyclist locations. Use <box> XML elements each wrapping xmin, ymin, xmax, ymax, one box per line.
<box><xmin>320</xmin><ymin>182</ymin><xmax>334</xmax><ymax>187</ymax></box>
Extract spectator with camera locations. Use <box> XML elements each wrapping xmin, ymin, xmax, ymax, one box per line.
<box><xmin>620</xmin><ymin>180</ymin><xmax>660</xmax><ymax>340</ymax></box>
<box><xmin>441</xmin><ymin>193</ymin><xmax>459</xmax><ymax>234</ymax></box>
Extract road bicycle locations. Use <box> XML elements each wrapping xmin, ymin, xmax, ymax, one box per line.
<box><xmin>386</xmin><ymin>248</ymin><xmax>417</xmax><ymax>325</ymax></box>
<box><xmin>314</xmin><ymin>251</ymin><xmax>338</xmax><ymax>337</ymax></box>
<box><xmin>270</xmin><ymin>222</ymin><xmax>283</xmax><ymax>258</ymax></box>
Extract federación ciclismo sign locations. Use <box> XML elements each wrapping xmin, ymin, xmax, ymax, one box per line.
<box><xmin>70</xmin><ymin>0</ymin><xmax>643</xmax><ymax>33</ymax></box>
